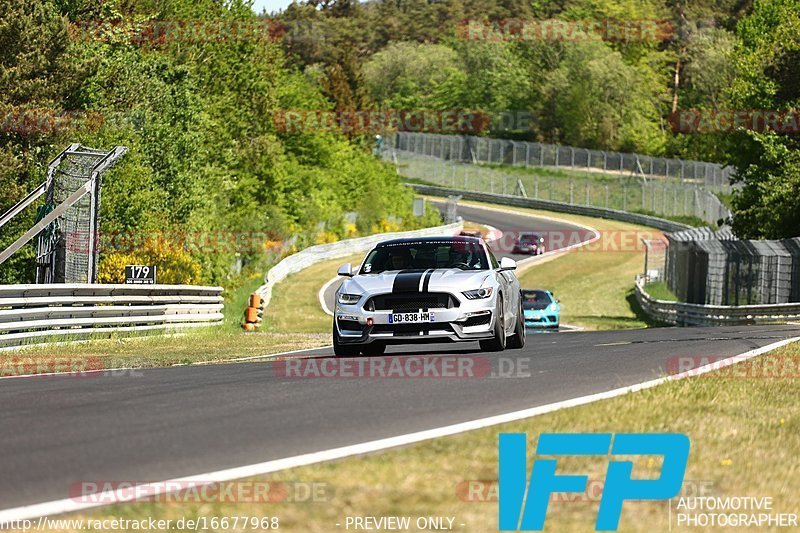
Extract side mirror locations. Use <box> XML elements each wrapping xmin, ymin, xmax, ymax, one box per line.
<box><xmin>555</xmin><ymin>298</ymin><xmax>560</xmax><ymax>304</ymax></box>
<box><xmin>499</xmin><ymin>257</ymin><xmax>517</xmax><ymax>271</ymax></box>
<box><xmin>337</xmin><ymin>263</ymin><xmax>354</xmax><ymax>277</ymax></box>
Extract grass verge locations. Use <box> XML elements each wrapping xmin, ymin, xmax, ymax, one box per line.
<box><xmin>60</xmin><ymin>340</ymin><xmax>800</xmax><ymax>532</ymax></box>
<box><xmin>645</xmin><ymin>281</ymin><xmax>679</xmax><ymax>302</ymax></box>
<box><xmin>453</xmin><ymin>199</ymin><xmax>661</xmax><ymax>330</ymax></box>
<box><xmin>0</xmin><ymin>328</ymin><xmax>328</xmax><ymax>373</ymax></box>
<box><xmin>263</xmin><ymin>253</ymin><xmax>365</xmax><ymax>335</ymax></box>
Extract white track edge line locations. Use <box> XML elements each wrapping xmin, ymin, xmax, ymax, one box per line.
<box><xmin>2</xmin><ymin>336</ymin><xmax>796</xmax><ymax>523</ymax></box>
<box><xmin>319</xmin><ymin>276</ymin><xmax>339</xmax><ymax>316</ymax></box>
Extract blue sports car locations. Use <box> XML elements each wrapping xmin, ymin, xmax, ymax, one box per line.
<box><xmin>522</xmin><ymin>289</ymin><xmax>560</xmax><ymax>328</ymax></box>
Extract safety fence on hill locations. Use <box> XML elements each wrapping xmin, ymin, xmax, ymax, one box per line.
<box><xmin>392</xmin><ymin>132</ymin><xmax>734</xmax><ymax>193</ymax></box>
<box><xmin>390</xmin><ymin>149</ymin><xmax>730</xmax><ymax>226</ymax></box>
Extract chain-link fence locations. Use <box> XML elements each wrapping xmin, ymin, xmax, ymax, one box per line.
<box><xmin>392</xmin><ymin>132</ymin><xmax>735</xmax><ymax>194</ymax></box>
<box><xmin>389</xmin><ymin>150</ymin><xmax>731</xmax><ymax>225</ymax></box>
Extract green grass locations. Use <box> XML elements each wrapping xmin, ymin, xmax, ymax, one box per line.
<box><xmin>0</xmin><ymin>328</ymin><xmax>328</xmax><ymax>373</ymax></box>
<box><xmin>630</xmin><ymin>208</ymin><xmax>711</xmax><ymax>229</ymax></box>
<box><xmin>450</xmin><ymin>199</ymin><xmax>662</xmax><ymax>330</ymax></box>
<box><xmin>264</xmin><ymin>253</ymin><xmax>365</xmax><ymax>335</ymax></box>
<box><xmin>222</xmin><ymin>270</ymin><xmax>266</xmax><ymax>330</ymax></box>
<box><xmin>66</xmin><ymin>341</ymin><xmax>800</xmax><ymax>532</ymax></box>
<box><xmin>645</xmin><ymin>281</ymin><xmax>679</xmax><ymax>302</ymax></box>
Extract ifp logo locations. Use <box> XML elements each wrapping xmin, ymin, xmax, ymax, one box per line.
<box><xmin>498</xmin><ymin>433</ymin><xmax>690</xmax><ymax>531</ymax></box>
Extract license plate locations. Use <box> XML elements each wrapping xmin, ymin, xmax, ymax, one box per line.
<box><xmin>389</xmin><ymin>311</ymin><xmax>435</xmax><ymax>324</ymax></box>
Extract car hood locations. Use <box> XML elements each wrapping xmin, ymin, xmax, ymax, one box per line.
<box><xmin>342</xmin><ymin>269</ymin><xmax>492</xmax><ymax>294</ymax></box>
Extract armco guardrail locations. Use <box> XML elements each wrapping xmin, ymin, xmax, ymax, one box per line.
<box><xmin>410</xmin><ymin>184</ymin><xmax>693</xmax><ymax>232</ymax></box>
<box><xmin>0</xmin><ymin>284</ymin><xmax>224</xmax><ymax>349</ymax></box>
<box><xmin>257</xmin><ymin>222</ymin><xmax>463</xmax><ymax>308</ymax></box>
<box><xmin>635</xmin><ymin>277</ymin><xmax>800</xmax><ymax>326</ymax></box>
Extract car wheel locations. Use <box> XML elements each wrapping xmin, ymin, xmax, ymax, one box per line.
<box><xmin>479</xmin><ymin>295</ymin><xmax>506</xmax><ymax>352</ymax></box>
<box><xmin>506</xmin><ymin>297</ymin><xmax>526</xmax><ymax>349</ymax></box>
<box><xmin>361</xmin><ymin>342</ymin><xmax>386</xmax><ymax>356</ymax></box>
<box><xmin>333</xmin><ymin>322</ymin><xmax>360</xmax><ymax>357</ymax></box>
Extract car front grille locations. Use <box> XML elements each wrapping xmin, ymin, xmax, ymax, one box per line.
<box><xmin>366</xmin><ymin>293</ymin><xmax>458</xmax><ymax>312</ymax></box>
<box><xmin>371</xmin><ymin>323</ymin><xmax>455</xmax><ymax>336</ymax></box>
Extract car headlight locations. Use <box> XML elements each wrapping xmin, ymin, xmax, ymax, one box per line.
<box><xmin>337</xmin><ymin>293</ymin><xmax>362</xmax><ymax>305</ymax></box>
<box><xmin>462</xmin><ymin>287</ymin><xmax>494</xmax><ymax>300</ymax></box>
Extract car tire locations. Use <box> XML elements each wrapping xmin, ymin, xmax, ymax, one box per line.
<box><xmin>480</xmin><ymin>295</ymin><xmax>506</xmax><ymax>352</ymax></box>
<box><xmin>506</xmin><ymin>297</ymin><xmax>526</xmax><ymax>349</ymax></box>
<box><xmin>333</xmin><ymin>322</ymin><xmax>360</xmax><ymax>357</ymax></box>
<box><xmin>361</xmin><ymin>342</ymin><xmax>386</xmax><ymax>356</ymax></box>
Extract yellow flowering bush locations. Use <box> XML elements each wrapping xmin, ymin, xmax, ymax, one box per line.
<box><xmin>98</xmin><ymin>239</ymin><xmax>202</xmax><ymax>284</ymax></box>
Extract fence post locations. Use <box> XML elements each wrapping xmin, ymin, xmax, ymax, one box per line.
<box><xmin>623</xmin><ymin>185</ymin><xmax>627</xmax><ymax>211</ymax></box>
<box><xmin>525</xmin><ymin>142</ymin><xmax>530</xmax><ymax>168</ymax></box>
<box><xmin>641</xmin><ymin>183</ymin><xmax>646</xmax><ymax>210</ymax></box>
<box><xmin>569</xmin><ymin>181</ymin><xmax>574</xmax><ymax>204</ymax></box>
<box><xmin>605</xmin><ymin>185</ymin><xmax>609</xmax><ymax>209</ymax></box>
<box><xmin>535</xmin><ymin>177</ymin><xmax>539</xmax><ymax>199</ymax></box>
<box><xmin>585</xmin><ymin>182</ymin><xmax>590</xmax><ymax>206</ymax></box>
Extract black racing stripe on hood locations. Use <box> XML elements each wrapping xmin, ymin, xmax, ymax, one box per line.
<box><xmin>421</xmin><ymin>269</ymin><xmax>433</xmax><ymax>293</ymax></box>
<box><xmin>392</xmin><ymin>270</ymin><xmax>425</xmax><ymax>293</ymax></box>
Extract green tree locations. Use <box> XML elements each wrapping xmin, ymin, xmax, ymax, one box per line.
<box><xmin>727</xmin><ymin>0</ymin><xmax>800</xmax><ymax>238</ymax></box>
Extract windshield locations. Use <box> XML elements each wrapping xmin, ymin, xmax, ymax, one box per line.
<box><xmin>360</xmin><ymin>240</ymin><xmax>489</xmax><ymax>274</ymax></box>
<box><xmin>522</xmin><ymin>290</ymin><xmax>552</xmax><ymax>310</ymax></box>
<box><xmin>519</xmin><ymin>234</ymin><xmax>541</xmax><ymax>243</ymax></box>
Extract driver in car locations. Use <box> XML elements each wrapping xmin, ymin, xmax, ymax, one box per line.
<box><xmin>388</xmin><ymin>250</ymin><xmax>411</xmax><ymax>270</ymax></box>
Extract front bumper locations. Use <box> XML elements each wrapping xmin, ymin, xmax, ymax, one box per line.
<box><xmin>513</xmin><ymin>245</ymin><xmax>541</xmax><ymax>255</ymax></box>
<box><xmin>335</xmin><ymin>293</ymin><xmax>497</xmax><ymax>345</ymax></box>
<box><xmin>524</xmin><ymin>310</ymin><xmax>559</xmax><ymax>327</ymax></box>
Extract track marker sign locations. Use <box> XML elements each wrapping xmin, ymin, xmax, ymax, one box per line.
<box><xmin>499</xmin><ymin>433</ymin><xmax>690</xmax><ymax>531</ymax></box>
<box><xmin>125</xmin><ymin>265</ymin><xmax>156</xmax><ymax>284</ymax></box>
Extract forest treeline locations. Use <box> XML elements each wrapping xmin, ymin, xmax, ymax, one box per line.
<box><xmin>275</xmin><ymin>0</ymin><xmax>799</xmax><ymax>239</ymax></box>
<box><xmin>0</xmin><ymin>0</ymin><xmax>798</xmax><ymax>288</ymax></box>
<box><xmin>0</xmin><ymin>0</ymin><xmax>439</xmax><ymax>285</ymax></box>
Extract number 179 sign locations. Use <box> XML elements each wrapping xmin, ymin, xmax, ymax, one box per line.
<box><xmin>125</xmin><ymin>265</ymin><xmax>156</xmax><ymax>284</ymax></box>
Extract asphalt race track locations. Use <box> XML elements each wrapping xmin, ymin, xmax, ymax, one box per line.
<box><xmin>321</xmin><ymin>201</ymin><xmax>591</xmax><ymax>312</ymax></box>
<box><xmin>1</xmin><ymin>324</ymin><xmax>799</xmax><ymax>511</ymax></box>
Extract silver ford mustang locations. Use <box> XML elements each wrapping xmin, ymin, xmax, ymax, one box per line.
<box><xmin>333</xmin><ymin>236</ymin><xmax>525</xmax><ymax>356</ymax></box>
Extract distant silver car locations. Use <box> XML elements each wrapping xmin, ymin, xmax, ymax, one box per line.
<box><xmin>333</xmin><ymin>236</ymin><xmax>525</xmax><ymax>356</ymax></box>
